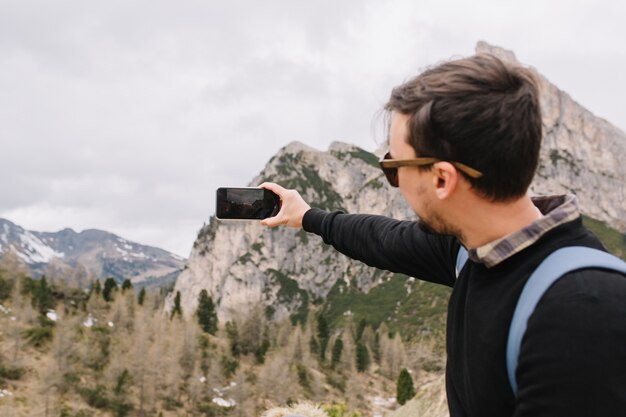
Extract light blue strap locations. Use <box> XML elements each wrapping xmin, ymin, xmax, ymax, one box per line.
<box><xmin>455</xmin><ymin>246</ymin><xmax>469</xmax><ymax>278</ymax></box>
<box><xmin>506</xmin><ymin>246</ymin><xmax>626</xmax><ymax>395</ymax></box>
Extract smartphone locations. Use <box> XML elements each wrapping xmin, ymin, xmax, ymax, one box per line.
<box><xmin>216</xmin><ymin>187</ymin><xmax>281</xmax><ymax>220</ymax></box>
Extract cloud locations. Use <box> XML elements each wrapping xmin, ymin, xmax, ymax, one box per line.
<box><xmin>1</xmin><ymin>0</ymin><xmax>625</xmax><ymax>257</ymax></box>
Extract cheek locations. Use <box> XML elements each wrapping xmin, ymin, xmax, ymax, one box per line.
<box><xmin>399</xmin><ymin>182</ymin><xmax>425</xmax><ymax>214</ymax></box>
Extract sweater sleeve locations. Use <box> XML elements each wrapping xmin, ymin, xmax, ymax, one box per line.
<box><xmin>512</xmin><ymin>269</ymin><xmax>626</xmax><ymax>416</ymax></box>
<box><xmin>302</xmin><ymin>208</ymin><xmax>458</xmax><ymax>287</ymax></box>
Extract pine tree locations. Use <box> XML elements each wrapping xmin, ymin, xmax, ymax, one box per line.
<box><xmin>137</xmin><ymin>287</ymin><xmax>146</xmax><ymax>306</ymax></box>
<box><xmin>356</xmin><ymin>318</ymin><xmax>367</xmax><ymax>341</ymax></box>
<box><xmin>103</xmin><ymin>278</ymin><xmax>118</xmax><ymax>302</ymax></box>
<box><xmin>121</xmin><ymin>279</ymin><xmax>133</xmax><ymax>292</ymax></box>
<box><xmin>170</xmin><ymin>291</ymin><xmax>183</xmax><ymax>319</ymax></box>
<box><xmin>355</xmin><ymin>342</ymin><xmax>369</xmax><ymax>372</ymax></box>
<box><xmin>32</xmin><ymin>275</ymin><xmax>54</xmax><ymax>315</ymax></box>
<box><xmin>0</xmin><ymin>267</ymin><xmax>13</xmax><ymax>301</ymax></box>
<box><xmin>317</xmin><ymin>315</ymin><xmax>329</xmax><ymax>361</ymax></box>
<box><xmin>331</xmin><ymin>337</ymin><xmax>343</xmax><ymax>370</ymax></box>
<box><xmin>255</xmin><ymin>328</ymin><xmax>271</xmax><ymax>364</ymax></box>
<box><xmin>239</xmin><ymin>303</ymin><xmax>264</xmax><ymax>355</ymax></box>
<box><xmin>92</xmin><ymin>280</ymin><xmax>102</xmax><ymax>295</ymax></box>
<box><xmin>372</xmin><ymin>332</ymin><xmax>381</xmax><ymax>364</ymax></box>
<box><xmin>309</xmin><ymin>335</ymin><xmax>319</xmax><ymax>356</ymax></box>
<box><xmin>225</xmin><ymin>321</ymin><xmax>240</xmax><ymax>356</ymax></box>
<box><xmin>196</xmin><ymin>289</ymin><xmax>218</xmax><ymax>335</ymax></box>
<box><xmin>396</xmin><ymin>368</ymin><xmax>416</xmax><ymax>405</ymax></box>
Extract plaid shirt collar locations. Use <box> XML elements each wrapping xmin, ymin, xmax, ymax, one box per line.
<box><xmin>467</xmin><ymin>194</ymin><xmax>580</xmax><ymax>268</ymax></box>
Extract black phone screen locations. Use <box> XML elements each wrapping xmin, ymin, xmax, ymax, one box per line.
<box><xmin>216</xmin><ymin>187</ymin><xmax>280</xmax><ymax>220</ymax></box>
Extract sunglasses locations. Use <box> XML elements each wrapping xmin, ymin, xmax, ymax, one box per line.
<box><xmin>378</xmin><ymin>152</ymin><xmax>483</xmax><ymax>187</ymax></box>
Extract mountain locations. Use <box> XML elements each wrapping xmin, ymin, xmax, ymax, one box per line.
<box><xmin>176</xmin><ymin>141</ymin><xmax>415</xmax><ymax>324</ymax></box>
<box><xmin>172</xmin><ymin>41</ymin><xmax>626</xmax><ymax>327</ymax></box>
<box><xmin>0</xmin><ymin>218</ymin><xmax>185</xmax><ymax>287</ymax></box>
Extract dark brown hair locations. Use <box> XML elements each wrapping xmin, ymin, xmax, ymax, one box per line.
<box><xmin>385</xmin><ymin>53</ymin><xmax>542</xmax><ymax>202</ymax></box>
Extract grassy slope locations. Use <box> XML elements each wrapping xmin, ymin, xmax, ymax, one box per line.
<box><xmin>322</xmin><ymin>273</ymin><xmax>450</xmax><ymax>342</ymax></box>
<box><xmin>582</xmin><ymin>215</ymin><xmax>626</xmax><ymax>260</ymax></box>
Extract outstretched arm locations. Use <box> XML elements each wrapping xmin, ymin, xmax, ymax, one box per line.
<box><xmin>260</xmin><ymin>182</ymin><xmax>458</xmax><ymax>287</ymax></box>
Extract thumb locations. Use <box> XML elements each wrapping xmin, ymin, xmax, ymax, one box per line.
<box><xmin>261</xmin><ymin>213</ymin><xmax>286</xmax><ymax>228</ymax></box>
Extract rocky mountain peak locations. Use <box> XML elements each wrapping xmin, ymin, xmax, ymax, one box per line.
<box><xmin>475</xmin><ymin>41</ymin><xmax>518</xmax><ymax>62</ymax></box>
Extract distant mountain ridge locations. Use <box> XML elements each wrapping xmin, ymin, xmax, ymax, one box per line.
<box><xmin>0</xmin><ymin>218</ymin><xmax>185</xmax><ymax>287</ymax></box>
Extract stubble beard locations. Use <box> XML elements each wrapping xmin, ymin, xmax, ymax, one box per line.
<box><xmin>416</xmin><ymin>205</ymin><xmax>464</xmax><ymax>241</ymax></box>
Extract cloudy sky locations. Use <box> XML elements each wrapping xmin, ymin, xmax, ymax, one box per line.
<box><xmin>2</xmin><ymin>0</ymin><xmax>625</xmax><ymax>257</ymax></box>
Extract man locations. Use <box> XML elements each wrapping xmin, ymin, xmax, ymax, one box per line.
<box><xmin>260</xmin><ymin>54</ymin><xmax>626</xmax><ymax>416</ymax></box>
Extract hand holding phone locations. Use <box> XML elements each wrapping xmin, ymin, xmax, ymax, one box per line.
<box><xmin>259</xmin><ymin>182</ymin><xmax>311</xmax><ymax>228</ymax></box>
<box><xmin>216</xmin><ymin>187</ymin><xmax>281</xmax><ymax>220</ymax></box>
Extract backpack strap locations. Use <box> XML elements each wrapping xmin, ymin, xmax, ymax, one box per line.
<box><xmin>506</xmin><ymin>246</ymin><xmax>626</xmax><ymax>395</ymax></box>
<box><xmin>455</xmin><ymin>246</ymin><xmax>469</xmax><ymax>278</ymax></box>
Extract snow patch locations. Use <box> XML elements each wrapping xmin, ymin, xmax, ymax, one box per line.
<box><xmin>18</xmin><ymin>231</ymin><xmax>64</xmax><ymax>263</ymax></box>
<box><xmin>1</xmin><ymin>223</ymin><xmax>9</xmax><ymax>243</ymax></box>
<box><xmin>115</xmin><ymin>246</ymin><xmax>129</xmax><ymax>256</ymax></box>
<box><xmin>368</xmin><ymin>396</ymin><xmax>396</xmax><ymax>408</ymax></box>
<box><xmin>108</xmin><ymin>321</ymin><xmax>114</xmax><ymax>328</ymax></box>
<box><xmin>83</xmin><ymin>313</ymin><xmax>96</xmax><ymax>328</ymax></box>
<box><xmin>46</xmin><ymin>310</ymin><xmax>59</xmax><ymax>322</ymax></box>
<box><xmin>0</xmin><ymin>304</ymin><xmax>10</xmax><ymax>314</ymax></box>
<box><xmin>123</xmin><ymin>244</ymin><xmax>132</xmax><ymax>250</ymax></box>
<box><xmin>212</xmin><ymin>397</ymin><xmax>236</xmax><ymax>408</ymax></box>
<box><xmin>0</xmin><ymin>389</ymin><xmax>13</xmax><ymax>398</ymax></box>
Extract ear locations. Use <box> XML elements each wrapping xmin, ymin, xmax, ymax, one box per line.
<box><xmin>431</xmin><ymin>162</ymin><xmax>458</xmax><ymax>200</ymax></box>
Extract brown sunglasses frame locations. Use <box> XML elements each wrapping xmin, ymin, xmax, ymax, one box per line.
<box><xmin>378</xmin><ymin>152</ymin><xmax>483</xmax><ymax>187</ymax></box>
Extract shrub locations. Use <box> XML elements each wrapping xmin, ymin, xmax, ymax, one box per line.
<box><xmin>296</xmin><ymin>364</ymin><xmax>311</xmax><ymax>392</ymax></box>
<box><xmin>396</xmin><ymin>368</ymin><xmax>416</xmax><ymax>405</ymax></box>
<box><xmin>79</xmin><ymin>385</ymin><xmax>109</xmax><ymax>409</ymax></box>
<box><xmin>22</xmin><ymin>316</ymin><xmax>55</xmax><ymax>347</ymax></box>
<box><xmin>0</xmin><ymin>365</ymin><xmax>24</xmax><ymax>381</ymax></box>
<box><xmin>221</xmin><ymin>355</ymin><xmax>239</xmax><ymax>379</ymax></box>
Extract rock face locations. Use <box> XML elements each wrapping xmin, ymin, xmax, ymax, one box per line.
<box><xmin>0</xmin><ymin>218</ymin><xmax>185</xmax><ymax>287</ymax></box>
<box><xmin>176</xmin><ymin>141</ymin><xmax>413</xmax><ymax>322</ymax></box>
<box><xmin>477</xmin><ymin>41</ymin><xmax>626</xmax><ymax>230</ymax></box>
<box><xmin>173</xmin><ymin>42</ymin><xmax>626</xmax><ymax>321</ymax></box>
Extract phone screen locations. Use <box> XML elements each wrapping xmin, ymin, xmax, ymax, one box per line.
<box><xmin>216</xmin><ymin>187</ymin><xmax>280</xmax><ymax>220</ymax></box>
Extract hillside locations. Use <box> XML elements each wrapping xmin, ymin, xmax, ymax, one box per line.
<box><xmin>0</xmin><ymin>270</ymin><xmax>419</xmax><ymax>417</ymax></box>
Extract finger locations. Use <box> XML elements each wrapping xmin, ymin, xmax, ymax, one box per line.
<box><xmin>259</xmin><ymin>182</ymin><xmax>287</xmax><ymax>197</ymax></box>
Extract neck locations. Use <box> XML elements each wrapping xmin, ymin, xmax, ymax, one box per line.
<box><xmin>453</xmin><ymin>193</ymin><xmax>542</xmax><ymax>249</ymax></box>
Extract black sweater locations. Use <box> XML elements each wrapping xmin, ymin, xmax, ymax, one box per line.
<box><xmin>303</xmin><ymin>208</ymin><xmax>626</xmax><ymax>417</ymax></box>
